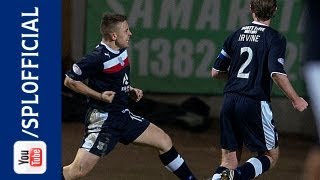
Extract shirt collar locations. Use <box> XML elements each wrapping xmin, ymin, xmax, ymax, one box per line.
<box><xmin>252</xmin><ymin>21</ymin><xmax>269</xmax><ymax>27</ymax></box>
<box><xmin>100</xmin><ymin>41</ymin><xmax>120</xmax><ymax>54</ymax></box>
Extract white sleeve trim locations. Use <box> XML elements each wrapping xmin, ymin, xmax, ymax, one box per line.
<box><xmin>270</xmin><ymin>72</ymin><xmax>287</xmax><ymax>78</ymax></box>
<box><xmin>65</xmin><ymin>74</ymin><xmax>81</xmax><ymax>82</ymax></box>
<box><xmin>212</xmin><ymin>67</ymin><xmax>228</xmax><ymax>72</ymax></box>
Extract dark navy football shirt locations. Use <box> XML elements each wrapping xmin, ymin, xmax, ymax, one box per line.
<box><xmin>66</xmin><ymin>42</ymin><xmax>130</xmax><ymax>111</ymax></box>
<box><xmin>213</xmin><ymin>21</ymin><xmax>287</xmax><ymax>102</ymax></box>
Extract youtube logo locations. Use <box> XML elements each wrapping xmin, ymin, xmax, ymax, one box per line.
<box><xmin>14</xmin><ymin>141</ymin><xmax>46</xmax><ymax>174</ymax></box>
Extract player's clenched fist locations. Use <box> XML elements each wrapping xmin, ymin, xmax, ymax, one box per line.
<box><xmin>129</xmin><ymin>87</ymin><xmax>143</xmax><ymax>102</ymax></box>
<box><xmin>292</xmin><ymin>97</ymin><xmax>308</xmax><ymax>112</ymax></box>
<box><xmin>101</xmin><ymin>91</ymin><xmax>115</xmax><ymax>103</ymax></box>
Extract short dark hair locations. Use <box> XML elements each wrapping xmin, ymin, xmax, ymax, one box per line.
<box><xmin>250</xmin><ymin>0</ymin><xmax>277</xmax><ymax>21</ymax></box>
<box><xmin>100</xmin><ymin>13</ymin><xmax>127</xmax><ymax>35</ymax></box>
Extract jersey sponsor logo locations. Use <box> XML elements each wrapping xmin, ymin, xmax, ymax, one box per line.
<box><xmin>121</xmin><ymin>73</ymin><xmax>130</xmax><ymax>92</ymax></box>
<box><xmin>103</xmin><ymin>50</ymin><xmax>129</xmax><ymax>73</ymax></box>
<box><xmin>123</xmin><ymin>73</ymin><xmax>129</xmax><ymax>85</ymax></box>
<box><xmin>72</xmin><ymin>64</ymin><xmax>82</xmax><ymax>75</ymax></box>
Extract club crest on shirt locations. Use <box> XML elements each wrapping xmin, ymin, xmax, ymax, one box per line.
<box><xmin>72</xmin><ymin>64</ymin><xmax>82</xmax><ymax>75</ymax></box>
<box><xmin>118</xmin><ymin>57</ymin><xmax>125</xmax><ymax>66</ymax></box>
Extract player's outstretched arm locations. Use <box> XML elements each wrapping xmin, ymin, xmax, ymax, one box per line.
<box><xmin>272</xmin><ymin>73</ymin><xmax>308</xmax><ymax>112</ymax></box>
<box><xmin>64</xmin><ymin>75</ymin><xmax>115</xmax><ymax>103</ymax></box>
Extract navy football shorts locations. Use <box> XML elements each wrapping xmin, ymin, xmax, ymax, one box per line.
<box><xmin>220</xmin><ymin>93</ymin><xmax>278</xmax><ymax>152</ymax></box>
<box><xmin>80</xmin><ymin>108</ymin><xmax>150</xmax><ymax>157</ymax></box>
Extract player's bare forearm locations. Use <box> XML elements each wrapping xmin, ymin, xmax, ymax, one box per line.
<box><xmin>272</xmin><ymin>73</ymin><xmax>308</xmax><ymax>111</ymax></box>
<box><xmin>272</xmin><ymin>73</ymin><xmax>299</xmax><ymax>101</ymax></box>
<box><xmin>64</xmin><ymin>76</ymin><xmax>115</xmax><ymax>102</ymax></box>
<box><xmin>64</xmin><ymin>76</ymin><xmax>100</xmax><ymax>98</ymax></box>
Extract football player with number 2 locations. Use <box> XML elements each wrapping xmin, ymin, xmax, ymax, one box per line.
<box><xmin>210</xmin><ymin>0</ymin><xmax>308</xmax><ymax>179</ymax></box>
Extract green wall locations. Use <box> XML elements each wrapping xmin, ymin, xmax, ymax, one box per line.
<box><xmin>86</xmin><ymin>0</ymin><xmax>307</xmax><ymax>95</ymax></box>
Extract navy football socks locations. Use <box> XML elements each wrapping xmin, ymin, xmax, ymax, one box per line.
<box><xmin>159</xmin><ymin>146</ymin><xmax>197</xmax><ymax>180</ymax></box>
<box><xmin>234</xmin><ymin>155</ymin><xmax>271</xmax><ymax>179</ymax></box>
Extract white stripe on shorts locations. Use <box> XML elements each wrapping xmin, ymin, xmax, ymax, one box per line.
<box><xmin>260</xmin><ymin>101</ymin><xmax>276</xmax><ymax>150</ymax></box>
<box><xmin>82</xmin><ymin>109</ymin><xmax>108</xmax><ymax>150</ymax></box>
<box><xmin>87</xmin><ymin>109</ymin><xmax>108</xmax><ymax>133</ymax></box>
<box><xmin>129</xmin><ymin>112</ymin><xmax>143</xmax><ymax>122</ymax></box>
<box><xmin>82</xmin><ymin>133</ymin><xmax>98</xmax><ymax>151</ymax></box>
